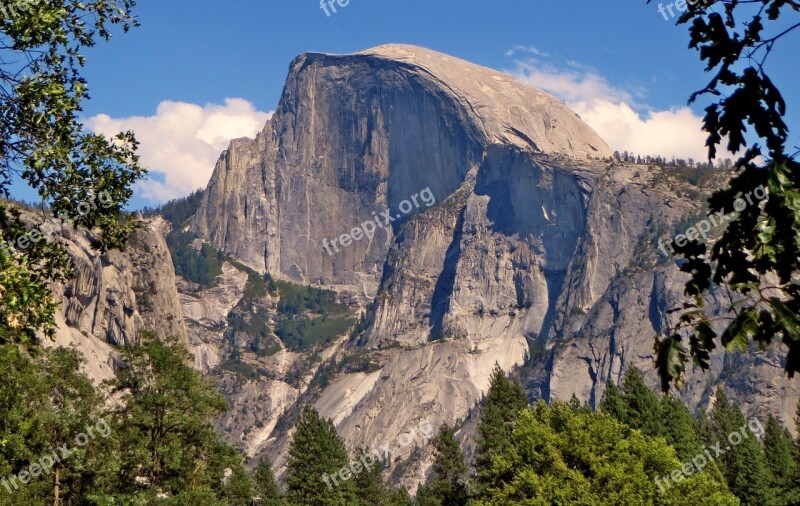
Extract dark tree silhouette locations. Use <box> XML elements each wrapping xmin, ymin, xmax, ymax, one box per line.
<box><xmin>647</xmin><ymin>0</ymin><xmax>800</xmax><ymax>391</ymax></box>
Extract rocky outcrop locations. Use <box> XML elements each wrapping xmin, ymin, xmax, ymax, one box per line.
<box><xmin>179</xmin><ymin>262</ymin><xmax>249</xmax><ymax>371</ymax></box>
<box><xmin>543</xmin><ymin>163</ymin><xmax>800</xmax><ymax>432</ymax></box>
<box><xmin>193</xmin><ymin>44</ymin><xmax>611</xmax><ymax>297</ymax></box>
<box><xmin>185</xmin><ymin>44</ymin><xmax>800</xmax><ymax>485</ymax></box>
<box><xmin>37</xmin><ymin>215</ymin><xmax>188</xmax><ymax>382</ymax></box>
<box><xmin>45</xmin><ymin>44</ymin><xmax>799</xmax><ymax>490</ymax></box>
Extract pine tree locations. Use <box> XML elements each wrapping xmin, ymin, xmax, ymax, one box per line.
<box><xmin>353</xmin><ymin>447</ymin><xmax>388</xmax><ymax>506</ymax></box>
<box><xmin>472</xmin><ymin>401</ymin><xmax>737</xmax><ymax>505</ymax></box>
<box><xmin>475</xmin><ymin>364</ymin><xmax>528</xmax><ymax>488</ymax></box>
<box><xmin>566</xmin><ymin>393</ymin><xmax>591</xmax><ymax>413</ymax></box>
<box><xmin>763</xmin><ymin>415</ymin><xmax>798</xmax><ymax>505</ymax></box>
<box><xmin>620</xmin><ymin>366</ymin><xmax>662</xmax><ymax>435</ymax></box>
<box><xmin>696</xmin><ymin>409</ymin><xmax>715</xmax><ymax>448</ymax></box>
<box><xmin>350</xmin><ymin>447</ymin><xmax>412</xmax><ymax>506</ymax></box>
<box><xmin>709</xmin><ymin>388</ymin><xmax>775</xmax><ymax>505</ymax></box>
<box><xmin>599</xmin><ymin>380</ymin><xmax>626</xmax><ymax>423</ymax></box>
<box><xmin>385</xmin><ymin>488</ymin><xmax>413</xmax><ymax>506</ymax></box>
<box><xmin>285</xmin><ymin>406</ymin><xmax>355</xmax><ymax>505</ymax></box>
<box><xmin>222</xmin><ymin>466</ymin><xmax>255</xmax><ymax>506</ymax></box>
<box><xmin>659</xmin><ymin>393</ymin><xmax>729</xmax><ymax>488</ymax></box>
<box><xmin>253</xmin><ymin>457</ymin><xmax>284</xmax><ymax>506</ymax></box>
<box><xmin>415</xmin><ymin>424</ymin><xmax>468</xmax><ymax>506</ymax></box>
<box><xmin>97</xmin><ymin>334</ymin><xmax>242</xmax><ymax>503</ymax></box>
<box><xmin>660</xmin><ymin>394</ymin><xmax>704</xmax><ymax>461</ymax></box>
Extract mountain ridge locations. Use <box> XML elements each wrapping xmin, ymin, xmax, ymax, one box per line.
<box><xmin>43</xmin><ymin>45</ymin><xmax>800</xmax><ymax>490</ymax></box>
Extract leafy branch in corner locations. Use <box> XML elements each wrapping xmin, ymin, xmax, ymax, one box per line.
<box><xmin>646</xmin><ymin>0</ymin><xmax>800</xmax><ymax>390</ymax></box>
<box><xmin>0</xmin><ymin>1</ymin><xmax>145</xmax><ymax>346</ymax></box>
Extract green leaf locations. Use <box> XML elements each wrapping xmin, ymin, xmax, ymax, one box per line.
<box><xmin>655</xmin><ymin>334</ymin><xmax>688</xmax><ymax>392</ymax></box>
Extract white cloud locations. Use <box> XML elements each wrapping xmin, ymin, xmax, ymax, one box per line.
<box><xmin>506</xmin><ymin>55</ymin><xmax>709</xmax><ymax>161</ymax></box>
<box><xmin>505</xmin><ymin>45</ymin><xmax>550</xmax><ymax>58</ymax></box>
<box><xmin>570</xmin><ymin>100</ymin><xmax>709</xmax><ymax>162</ymax></box>
<box><xmin>87</xmin><ymin>99</ymin><xmax>272</xmax><ymax>202</ymax></box>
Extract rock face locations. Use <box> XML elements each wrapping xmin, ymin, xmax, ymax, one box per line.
<box><xmin>51</xmin><ymin>44</ymin><xmax>799</xmax><ymax>489</ymax></box>
<box><xmin>187</xmin><ymin>44</ymin><xmax>619</xmax><ymax>481</ymax></box>
<box><xmin>41</xmin><ymin>215</ymin><xmax>187</xmax><ymax>383</ymax></box>
<box><xmin>542</xmin><ymin>161</ymin><xmax>800</xmax><ymax>431</ymax></box>
<box><xmin>193</xmin><ymin>44</ymin><xmax>611</xmax><ymax>297</ymax></box>
<box><xmin>185</xmin><ymin>44</ymin><xmax>800</xmax><ymax>483</ymax></box>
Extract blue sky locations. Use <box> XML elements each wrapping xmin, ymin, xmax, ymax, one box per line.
<box><xmin>58</xmin><ymin>1</ymin><xmax>800</xmax><ymax>206</ymax></box>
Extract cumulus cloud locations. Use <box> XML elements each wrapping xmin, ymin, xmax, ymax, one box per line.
<box><xmin>87</xmin><ymin>99</ymin><xmax>272</xmax><ymax>202</ymax></box>
<box><xmin>506</xmin><ymin>55</ymin><xmax>709</xmax><ymax>161</ymax></box>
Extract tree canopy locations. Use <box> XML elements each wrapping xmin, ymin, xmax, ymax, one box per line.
<box><xmin>474</xmin><ymin>400</ymin><xmax>738</xmax><ymax>505</ymax></box>
<box><xmin>0</xmin><ymin>0</ymin><xmax>145</xmax><ymax>346</ymax></box>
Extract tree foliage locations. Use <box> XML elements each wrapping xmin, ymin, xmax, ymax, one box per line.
<box><xmin>762</xmin><ymin>414</ymin><xmax>799</xmax><ymax>505</ymax></box>
<box><xmin>0</xmin><ymin>336</ymin><xmax>252</xmax><ymax>504</ymax></box>
<box><xmin>475</xmin><ymin>364</ymin><xmax>529</xmax><ymax>495</ymax></box>
<box><xmin>95</xmin><ymin>334</ymin><xmax>245</xmax><ymax>503</ymax></box>
<box><xmin>253</xmin><ymin>457</ymin><xmax>284</xmax><ymax>506</ymax></box>
<box><xmin>0</xmin><ymin>345</ymin><xmax>104</xmax><ymax>504</ymax></box>
<box><xmin>474</xmin><ymin>400</ymin><xmax>737</xmax><ymax>505</ymax></box>
<box><xmin>599</xmin><ymin>379</ymin><xmax>627</xmax><ymax>422</ymax></box>
<box><xmin>602</xmin><ymin>367</ymin><xmax>728</xmax><ymax>486</ymax></box>
<box><xmin>284</xmin><ymin>406</ymin><xmax>355</xmax><ymax>505</ymax></box>
<box><xmin>0</xmin><ymin>0</ymin><xmax>145</xmax><ymax>346</ymax></box>
<box><xmin>415</xmin><ymin>424</ymin><xmax>469</xmax><ymax>506</ymax></box>
<box><xmin>476</xmin><ymin>364</ymin><xmax>529</xmax><ymax>463</ymax></box>
<box><xmin>648</xmin><ymin>0</ymin><xmax>800</xmax><ymax>392</ymax></box>
<box><xmin>620</xmin><ymin>367</ymin><xmax>664</xmax><ymax>435</ymax></box>
<box><xmin>708</xmin><ymin>388</ymin><xmax>775</xmax><ymax>505</ymax></box>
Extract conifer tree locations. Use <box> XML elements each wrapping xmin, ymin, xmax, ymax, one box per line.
<box><xmin>659</xmin><ymin>394</ymin><xmax>704</xmax><ymax>462</ymax></box>
<box><xmin>222</xmin><ymin>467</ymin><xmax>255</xmax><ymax>505</ymax></box>
<box><xmin>385</xmin><ymin>488</ymin><xmax>413</xmax><ymax>506</ymax></box>
<box><xmin>620</xmin><ymin>367</ymin><xmax>662</xmax><ymax>435</ymax></box>
<box><xmin>695</xmin><ymin>409</ymin><xmax>714</xmax><ymax>445</ymax></box>
<box><xmin>386</xmin><ymin>487</ymin><xmax>414</xmax><ymax>506</ymax></box>
<box><xmin>566</xmin><ymin>393</ymin><xmax>591</xmax><ymax>413</ymax></box>
<box><xmin>285</xmin><ymin>406</ymin><xmax>355</xmax><ymax>505</ymax></box>
<box><xmin>475</xmin><ymin>364</ymin><xmax>528</xmax><ymax>482</ymax></box>
<box><xmin>353</xmin><ymin>447</ymin><xmax>388</xmax><ymax>506</ymax></box>
<box><xmin>415</xmin><ymin>425</ymin><xmax>468</xmax><ymax>506</ymax></box>
<box><xmin>659</xmin><ymin>394</ymin><xmax>729</xmax><ymax>488</ymax></box>
<box><xmin>350</xmin><ymin>447</ymin><xmax>411</xmax><ymax>506</ymax></box>
<box><xmin>253</xmin><ymin>457</ymin><xmax>284</xmax><ymax>506</ymax></box>
<box><xmin>709</xmin><ymin>388</ymin><xmax>775</xmax><ymax>505</ymax></box>
<box><xmin>599</xmin><ymin>379</ymin><xmax>626</xmax><ymax>423</ymax></box>
<box><xmin>763</xmin><ymin>415</ymin><xmax>798</xmax><ymax>505</ymax></box>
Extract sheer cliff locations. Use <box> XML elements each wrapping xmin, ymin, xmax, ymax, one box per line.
<box><xmin>185</xmin><ymin>44</ymin><xmax>799</xmax><ymax>482</ymax></box>
<box><xmin>50</xmin><ymin>44</ymin><xmax>799</xmax><ymax>489</ymax></box>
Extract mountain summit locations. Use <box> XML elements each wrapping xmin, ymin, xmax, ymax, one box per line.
<box><xmin>49</xmin><ymin>45</ymin><xmax>798</xmax><ymax>489</ymax></box>
<box><xmin>352</xmin><ymin>44</ymin><xmax>610</xmax><ymax>158</ymax></box>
